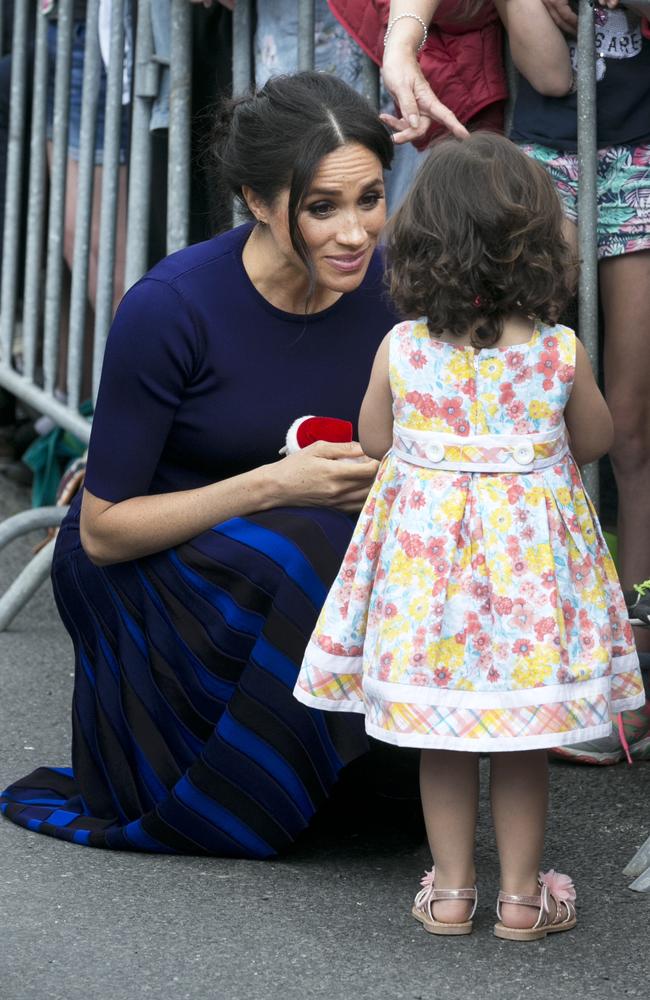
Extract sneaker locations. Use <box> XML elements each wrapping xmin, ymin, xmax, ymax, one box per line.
<box><xmin>549</xmin><ymin>701</ymin><xmax>650</xmax><ymax>765</ymax></box>
<box><xmin>624</xmin><ymin>579</ymin><xmax>650</xmax><ymax>626</ymax></box>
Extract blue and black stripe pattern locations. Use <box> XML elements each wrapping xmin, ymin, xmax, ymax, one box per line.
<box><xmin>1</xmin><ymin>499</ymin><xmax>366</xmax><ymax>856</ymax></box>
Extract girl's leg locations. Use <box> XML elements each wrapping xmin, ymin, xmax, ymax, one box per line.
<box><xmin>420</xmin><ymin>749</ymin><xmax>479</xmax><ymax>923</ymax></box>
<box><xmin>600</xmin><ymin>249</ymin><xmax>650</xmax><ymax>650</ymax></box>
<box><xmin>490</xmin><ymin>750</ymin><xmax>548</xmax><ymax>929</ymax></box>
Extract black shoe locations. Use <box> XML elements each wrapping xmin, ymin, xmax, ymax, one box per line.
<box><xmin>625</xmin><ymin>580</ymin><xmax>650</xmax><ymax>626</ymax></box>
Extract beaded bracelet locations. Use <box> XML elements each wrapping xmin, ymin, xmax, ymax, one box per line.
<box><xmin>383</xmin><ymin>12</ymin><xmax>429</xmax><ymax>53</ymax></box>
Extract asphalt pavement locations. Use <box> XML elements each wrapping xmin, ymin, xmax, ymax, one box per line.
<box><xmin>1</xmin><ymin>473</ymin><xmax>649</xmax><ymax>1000</ymax></box>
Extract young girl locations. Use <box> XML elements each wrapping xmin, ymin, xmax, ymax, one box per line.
<box><xmin>293</xmin><ymin>133</ymin><xmax>645</xmax><ymax>940</ymax></box>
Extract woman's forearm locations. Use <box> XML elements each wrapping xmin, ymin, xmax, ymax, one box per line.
<box><xmin>80</xmin><ymin>464</ymin><xmax>279</xmax><ymax>566</ymax></box>
<box><xmin>80</xmin><ymin>441</ymin><xmax>379</xmax><ymax>566</ymax></box>
<box><xmin>389</xmin><ymin>1</ymin><xmax>439</xmax><ymax>24</ymax></box>
<box><xmin>496</xmin><ymin>0</ymin><xmax>573</xmax><ymax>97</ymax></box>
<box><xmin>386</xmin><ymin>1</ymin><xmax>439</xmax><ymax>51</ymax></box>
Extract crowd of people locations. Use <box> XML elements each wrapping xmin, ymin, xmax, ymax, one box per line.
<box><xmin>1</xmin><ymin>0</ymin><xmax>649</xmax><ymax>942</ymax></box>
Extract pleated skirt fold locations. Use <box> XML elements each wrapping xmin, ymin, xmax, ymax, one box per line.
<box><xmin>1</xmin><ymin>498</ymin><xmax>365</xmax><ymax>856</ymax></box>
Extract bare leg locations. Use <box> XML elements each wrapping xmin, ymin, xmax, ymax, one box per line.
<box><xmin>490</xmin><ymin>750</ymin><xmax>548</xmax><ymax>928</ymax></box>
<box><xmin>420</xmin><ymin>749</ymin><xmax>479</xmax><ymax>923</ymax></box>
<box><xmin>600</xmin><ymin>250</ymin><xmax>650</xmax><ymax>652</ymax></box>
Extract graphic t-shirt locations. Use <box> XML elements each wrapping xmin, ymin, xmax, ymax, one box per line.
<box><xmin>510</xmin><ymin>7</ymin><xmax>650</xmax><ymax>151</ymax></box>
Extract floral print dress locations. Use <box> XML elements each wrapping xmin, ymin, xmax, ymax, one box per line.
<box><xmin>294</xmin><ymin>319</ymin><xmax>644</xmax><ymax>751</ymax></box>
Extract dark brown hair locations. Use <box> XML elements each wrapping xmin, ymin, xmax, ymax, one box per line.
<box><xmin>386</xmin><ymin>132</ymin><xmax>575</xmax><ymax>346</ymax></box>
<box><xmin>213</xmin><ymin>72</ymin><xmax>393</xmax><ymax>284</ymax></box>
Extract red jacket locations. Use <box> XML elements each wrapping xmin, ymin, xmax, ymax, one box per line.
<box><xmin>328</xmin><ymin>0</ymin><xmax>507</xmax><ymax>149</ymax></box>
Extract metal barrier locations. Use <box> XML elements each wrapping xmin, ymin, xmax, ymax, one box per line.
<box><xmin>576</xmin><ymin>0</ymin><xmax>598</xmax><ymax>504</ymax></box>
<box><xmin>0</xmin><ymin>0</ymin><xmax>193</xmax><ymax>626</ymax></box>
<box><xmin>0</xmin><ymin>0</ymin><xmax>195</xmax><ymax>436</ymax></box>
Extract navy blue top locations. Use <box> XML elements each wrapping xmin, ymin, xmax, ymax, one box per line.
<box><xmin>84</xmin><ymin>224</ymin><xmax>399</xmax><ymax>503</ymax></box>
<box><xmin>511</xmin><ymin>7</ymin><xmax>650</xmax><ymax>152</ymax></box>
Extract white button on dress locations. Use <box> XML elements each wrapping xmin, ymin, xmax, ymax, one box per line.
<box><xmin>514</xmin><ymin>442</ymin><xmax>535</xmax><ymax>465</ymax></box>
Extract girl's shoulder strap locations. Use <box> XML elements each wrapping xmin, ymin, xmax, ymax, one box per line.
<box><xmin>533</xmin><ymin>322</ymin><xmax>577</xmax><ymax>401</ymax></box>
<box><xmin>388</xmin><ymin>316</ymin><xmax>426</xmax><ymax>356</ymax></box>
<box><xmin>536</xmin><ymin>321</ymin><xmax>577</xmax><ymax>364</ymax></box>
<box><xmin>390</xmin><ymin>316</ymin><xmax>427</xmax><ymax>338</ymax></box>
<box><xmin>388</xmin><ymin>318</ymin><xmax>430</xmax><ymax>393</ymax></box>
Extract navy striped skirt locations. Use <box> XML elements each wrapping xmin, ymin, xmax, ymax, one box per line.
<box><xmin>0</xmin><ymin>496</ymin><xmax>367</xmax><ymax>856</ymax></box>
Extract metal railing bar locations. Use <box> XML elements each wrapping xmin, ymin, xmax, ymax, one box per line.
<box><xmin>67</xmin><ymin>0</ymin><xmax>101</xmax><ymax>413</ymax></box>
<box><xmin>0</xmin><ymin>507</ymin><xmax>68</xmax><ymax>549</ymax></box>
<box><xmin>576</xmin><ymin>0</ymin><xmax>599</xmax><ymax>506</ymax></box>
<box><xmin>298</xmin><ymin>0</ymin><xmax>315</xmax><ymax>72</ymax></box>
<box><xmin>21</xmin><ymin>10</ymin><xmax>50</xmax><ymax>384</ymax></box>
<box><xmin>232</xmin><ymin>0</ymin><xmax>253</xmax><ymax>96</ymax></box>
<box><xmin>42</xmin><ymin>0</ymin><xmax>74</xmax><ymax>395</ymax></box>
<box><xmin>359</xmin><ymin>54</ymin><xmax>380</xmax><ymax>111</ymax></box>
<box><xmin>0</xmin><ymin>538</ymin><xmax>58</xmax><ymax>631</ymax></box>
<box><xmin>0</xmin><ymin>2</ymin><xmax>29</xmax><ymax>366</ymax></box>
<box><xmin>231</xmin><ymin>0</ymin><xmax>253</xmax><ymax>224</ymax></box>
<box><xmin>0</xmin><ymin>366</ymin><xmax>90</xmax><ymax>442</ymax></box>
<box><xmin>92</xmin><ymin>0</ymin><xmax>125</xmax><ymax>402</ymax></box>
<box><xmin>167</xmin><ymin>0</ymin><xmax>192</xmax><ymax>255</ymax></box>
<box><xmin>124</xmin><ymin>0</ymin><xmax>155</xmax><ymax>290</ymax></box>
<box><xmin>503</xmin><ymin>40</ymin><xmax>518</xmax><ymax>137</ymax></box>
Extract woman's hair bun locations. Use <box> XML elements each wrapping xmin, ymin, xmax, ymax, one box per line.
<box><xmin>210</xmin><ymin>95</ymin><xmax>249</xmax><ymax>160</ymax></box>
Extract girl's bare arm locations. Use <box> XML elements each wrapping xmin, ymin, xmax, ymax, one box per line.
<box><xmin>495</xmin><ymin>0</ymin><xmax>573</xmax><ymax>96</ymax></box>
<box><xmin>564</xmin><ymin>338</ymin><xmax>614</xmax><ymax>467</ymax></box>
<box><xmin>359</xmin><ymin>335</ymin><xmax>394</xmax><ymax>460</ymax></box>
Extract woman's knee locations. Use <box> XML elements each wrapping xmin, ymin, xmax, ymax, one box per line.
<box><xmin>607</xmin><ymin>395</ymin><xmax>650</xmax><ymax>473</ymax></box>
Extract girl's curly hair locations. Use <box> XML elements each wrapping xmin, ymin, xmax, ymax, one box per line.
<box><xmin>385</xmin><ymin>133</ymin><xmax>576</xmax><ymax>347</ymax></box>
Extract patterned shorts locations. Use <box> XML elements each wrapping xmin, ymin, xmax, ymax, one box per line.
<box><xmin>520</xmin><ymin>142</ymin><xmax>650</xmax><ymax>260</ymax></box>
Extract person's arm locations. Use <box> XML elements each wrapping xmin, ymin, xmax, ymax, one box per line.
<box><xmin>81</xmin><ymin>441</ymin><xmax>378</xmax><ymax>565</ymax></box>
<box><xmin>564</xmin><ymin>338</ymin><xmax>614</xmax><ymax>467</ymax></box>
<box><xmin>79</xmin><ymin>278</ymin><xmax>378</xmax><ymax>566</ymax></box>
<box><xmin>358</xmin><ymin>335</ymin><xmax>394</xmax><ymax>460</ymax></box>
<box><xmin>495</xmin><ymin>0</ymin><xmax>573</xmax><ymax>96</ymax></box>
<box><xmin>541</xmin><ymin>0</ymin><xmax>650</xmax><ymax>36</ymax></box>
<box><xmin>381</xmin><ymin>0</ymin><xmax>469</xmax><ymax>144</ymax></box>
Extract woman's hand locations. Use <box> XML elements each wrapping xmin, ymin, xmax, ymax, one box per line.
<box><xmin>380</xmin><ymin>10</ymin><xmax>469</xmax><ymax>144</ymax></box>
<box><xmin>270</xmin><ymin>440</ymin><xmax>380</xmax><ymax>513</ymax></box>
<box><xmin>381</xmin><ymin>49</ymin><xmax>469</xmax><ymax>144</ymax></box>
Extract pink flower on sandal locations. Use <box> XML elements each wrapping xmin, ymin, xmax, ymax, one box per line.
<box><xmin>419</xmin><ymin>867</ymin><xmax>436</xmax><ymax>889</ymax></box>
<box><xmin>539</xmin><ymin>869</ymin><xmax>577</xmax><ymax>902</ymax></box>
